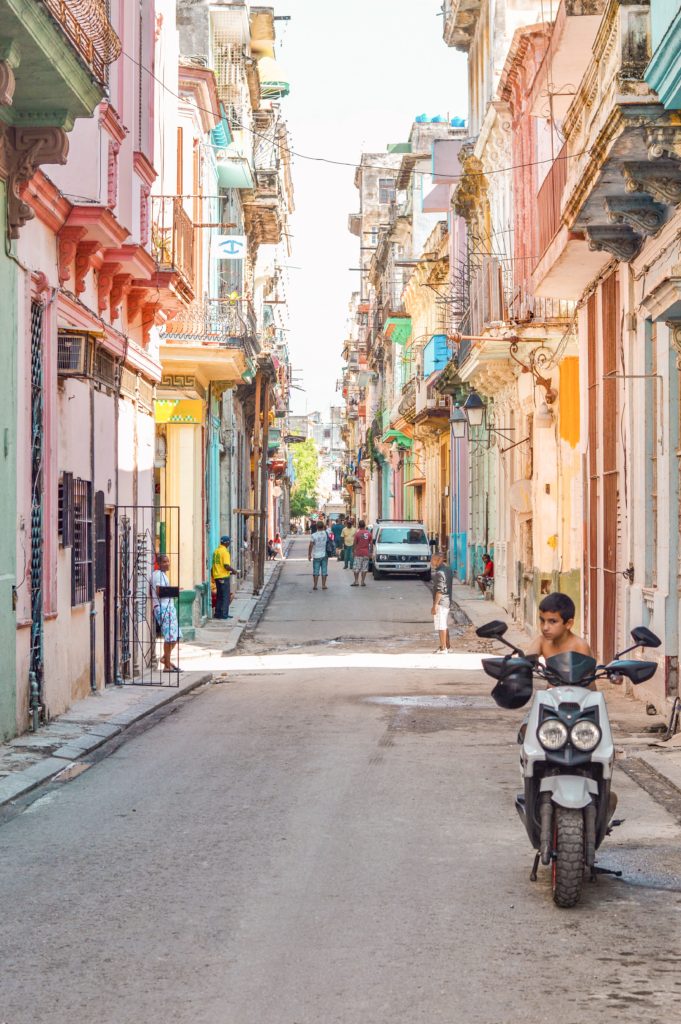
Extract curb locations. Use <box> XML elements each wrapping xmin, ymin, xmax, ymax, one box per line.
<box><xmin>241</xmin><ymin>539</ymin><xmax>293</xmax><ymax>639</ymax></box>
<box><xmin>0</xmin><ymin>671</ymin><xmax>211</xmax><ymax>810</ymax></box>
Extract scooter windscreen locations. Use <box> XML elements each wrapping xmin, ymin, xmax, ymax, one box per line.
<box><xmin>544</xmin><ymin>651</ymin><xmax>597</xmax><ymax>684</ymax></box>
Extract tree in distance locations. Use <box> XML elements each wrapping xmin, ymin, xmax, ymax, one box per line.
<box><xmin>290</xmin><ymin>438</ymin><xmax>321</xmax><ymax>518</ymax></box>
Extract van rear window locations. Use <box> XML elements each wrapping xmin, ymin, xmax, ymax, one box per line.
<box><xmin>378</xmin><ymin>528</ymin><xmax>428</xmax><ymax>545</ymax></box>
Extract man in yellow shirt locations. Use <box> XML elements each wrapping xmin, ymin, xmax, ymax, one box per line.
<box><xmin>211</xmin><ymin>535</ymin><xmax>232</xmax><ymax>619</ymax></box>
<box><xmin>341</xmin><ymin>518</ymin><xmax>356</xmax><ymax>570</ymax></box>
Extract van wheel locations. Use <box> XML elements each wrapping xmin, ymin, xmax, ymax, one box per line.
<box><xmin>421</xmin><ymin>570</ymin><xmax>432</xmax><ymax>582</ymax></box>
<box><xmin>372</xmin><ymin>567</ymin><xmax>384</xmax><ymax>581</ymax></box>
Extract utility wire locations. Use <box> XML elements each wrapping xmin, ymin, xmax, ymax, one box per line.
<box><xmin>120</xmin><ymin>44</ymin><xmax>605</xmax><ymax>186</ymax></box>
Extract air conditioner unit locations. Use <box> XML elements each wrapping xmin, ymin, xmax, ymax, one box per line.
<box><xmin>57</xmin><ymin>331</ymin><xmax>93</xmax><ymax>377</ymax></box>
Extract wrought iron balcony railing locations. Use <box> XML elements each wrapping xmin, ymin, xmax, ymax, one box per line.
<box><xmin>163</xmin><ymin>299</ymin><xmax>258</xmax><ymax>355</ymax></box>
<box><xmin>42</xmin><ymin>0</ymin><xmax>121</xmax><ymax>85</ymax></box>
<box><xmin>151</xmin><ymin>196</ymin><xmax>195</xmax><ymax>294</ymax></box>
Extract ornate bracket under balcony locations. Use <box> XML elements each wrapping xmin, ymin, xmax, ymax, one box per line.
<box><xmin>604</xmin><ymin>194</ymin><xmax>666</xmax><ymax>236</ymax></box>
<box><xmin>586</xmin><ymin>224</ymin><xmax>644</xmax><ymax>262</ymax></box>
<box><xmin>0</xmin><ymin>125</ymin><xmax>68</xmax><ymax>237</ymax></box>
<box><xmin>622</xmin><ymin>160</ymin><xmax>681</xmax><ymax>207</ymax></box>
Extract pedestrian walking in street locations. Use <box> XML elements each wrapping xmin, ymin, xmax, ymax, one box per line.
<box><xmin>211</xmin><ymin>535</ymin><xmax>233</xmax><ymax>619</ymax></box>
<box><xmin>331</xmin><ymin>515</ymin><xmax>345</xmax><ymax>560</ymax></box>
<box><xmin>308</xmin><ymin>521</ymin><xmax>332</xmax><ymax>590</ymax></box>
<box><xmin>431</xmin><ymin>550</ymin><xmax>453</xmax><ymax>653</ymax></box>
<box><xmin>351</xmin><ymin>519</ymin><xmax>373</xmax><ymax>587</ymax></box>
<box><xmin>151</xmin><ymin>554</ymin><xmax>182</xmax><ymax>671</ymax></box>
<box><xmin>341</xmin><ymin>517</ymin><xmax>356</xmax><ymax>569</ymax></box>
<box><xmin>273</xmin><ymin>533</ymin><xmax>285</xmax><ymax>560</ymax></box>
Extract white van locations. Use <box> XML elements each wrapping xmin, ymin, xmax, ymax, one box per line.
<box><xmin>372</xmin><ymin>520</ymin><xmax>431</xmax><ymax>581</ymax></box>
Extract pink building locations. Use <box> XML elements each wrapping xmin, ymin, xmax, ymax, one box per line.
<box><xmin>13</xmin><ymin>0</ymin><xmax>187</xmax><ymax>726</ymax></box>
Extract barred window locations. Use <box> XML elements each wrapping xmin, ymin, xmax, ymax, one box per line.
<box><xmin>72</xmin><ymin>478</ymin><xmax>93</xmax><ymax>606</ymax></box>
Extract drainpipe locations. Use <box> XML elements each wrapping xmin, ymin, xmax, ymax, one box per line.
<box><xmin>89</xmin><ymin>380</ymin><xmax>96</xmax><ymax>692</ymax></box>
<box><xmin>112</xmin><ymin>345</ymin><xmax>126</xmax><ymax>686</ymax></box>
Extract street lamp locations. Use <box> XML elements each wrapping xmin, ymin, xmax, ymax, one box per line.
<box><xmin>463</xmin><ymin>390</ymin><xmax>486</xmax><ymax>428</ymax></box>
<box><xmin>450</xmin><ymin>405</ymin><xmax>467</xmax><ymax>439</ymax></box>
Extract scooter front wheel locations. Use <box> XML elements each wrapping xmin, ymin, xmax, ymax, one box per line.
<box><xmin>552</xmin><ymin>806</ymin><xmax>584</xmax><ymax>908</ymax></box>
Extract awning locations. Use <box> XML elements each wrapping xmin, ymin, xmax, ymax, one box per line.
<box><xmin>381</xmin><ymin>429</ymin><xmax>413</xmax><ymax>448</ymax></box>
<box><xmin>384</xmin><ymin>316</ymin><xmax>412</xmax><ymax>345</ymax></box>
<box><xmin>404</xmin><ymin>476</ymin><xmax>426</xmax><ymax>489</ymax></box>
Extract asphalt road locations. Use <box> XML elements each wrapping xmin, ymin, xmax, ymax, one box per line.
<box><xmin>1</xmin><ymin>537</ymin><xmax>680</xmax><ymax>1024</ymax></box>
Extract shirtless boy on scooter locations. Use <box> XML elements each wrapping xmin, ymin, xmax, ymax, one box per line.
<box><xmin>526</xmin><ymin>592</ymin><xmax>593</xmax><ymax>661</ymax></box>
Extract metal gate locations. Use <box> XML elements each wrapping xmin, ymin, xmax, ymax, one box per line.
<box><xmin>29</xmin><ymin>301</ymin><xmax>44</xmax><ymax>728</ymax></box>
<box><xmin>114</xmin><ymin>505</ymin><xmax>181</xmax><ymax>686</ymax></box>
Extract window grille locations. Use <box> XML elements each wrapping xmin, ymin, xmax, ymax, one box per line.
<box><xmin>59</xmin><ymin>471</ymin><xmax>74</xmax><ymax>546</ymax></box>
<box><xmin>93</xmin><ymin>346</ymin><xmax>117</xmax><ymax>389</ymax></box>
<box><xmin>72</xmin><ymin>477</ymin><xmax>93</xmax><ymax>606</ymax></box>
<box><xmin>95</xmin><ymin>490</ymin><xmax>107</xmax><ymax>591</ymax></box>
<box><xmin>119</xmin><ymin>366</ymin><xmax>137</xmax><ymax>400</ymax></box>
<box><xmin>138</xmin><ymin>378</ymin><xmax>154</xmax><ymax>412</ymax></box>
<box><xmin>379</xmin><ymin>178</ymin><xmax>396</xmax><ymax>205</ymax></box>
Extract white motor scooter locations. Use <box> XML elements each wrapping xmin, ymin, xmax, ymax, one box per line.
<box><xmin>477</xmin><ymin>621</ymin><xmax>660</xmax><ymax>907</ymax></box>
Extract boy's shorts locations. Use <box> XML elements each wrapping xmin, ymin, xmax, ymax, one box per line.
<box><xmin>434</xmin><ymin>604</ymin><xmax>450</xmax><ymax>631</ymax></box>
<box><xmin>353</xmin><ymin>556</ymin><xmax>370</xmax><ymax>573</ymax></box>
<box><xmin>312</xmin><ymin>556</ymin><xmax>328</xmax><ymax>576</ymax></box>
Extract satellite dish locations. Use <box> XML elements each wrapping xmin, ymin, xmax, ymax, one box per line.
<box><xmin>509</xmin><ymin>479</ymin><xmax>532</xmax><ymax>513</ymax></box>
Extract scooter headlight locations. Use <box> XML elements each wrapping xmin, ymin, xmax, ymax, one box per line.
<box><xmin>537</xmin><ymin>719</ymin><xmax>568</xmax><ymax>751</ymax></box>
<box><xmin>570</xmin><ymin>720</ymin><xmax>601</xmax><ymax>752</ymax></box>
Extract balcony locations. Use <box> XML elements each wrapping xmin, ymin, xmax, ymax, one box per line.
<box><xmin>442</xmin><ymin>0</ymin><xmax>482</xmax><ymax>52</ymax></box>
<box><xmin>160</xmin><ymin>300</ymin><xmax>257</xmax><ymax>384</ymax></box>
<box><xmin>151</xmin><ymin>197</ymin><xmax>195</xmax><ymax>303</ymax></box>
<box><xmin>536</xmin><ymin>141</ymin><xmax>568</xmax><ymax>260</ymax></box>
<box><xmin>0</xmin><ymin>1</ymin><xmax>118</xmax><ymax>125</ymax></box>
<box><xmin>547</xmin><ymin>1</ymin><xmax>681</xmax><ymax>290</ymax></box>
<box><xmin>530</xmin><ymin>1</ymin><xmax>608</xmax><ymax>122</ymax></box>
<box><xmin>43</xmin><ymin>0</ymin><xmax>121</xmax><ymax>86</ymax></box>
<box><xmin>243</xmin><ymin>174</ymin><xmax>284</xmax><ymax>246</ymax></box>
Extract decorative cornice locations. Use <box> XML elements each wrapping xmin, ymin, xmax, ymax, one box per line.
<box><xmin>65</xmin><ymin>204</ymin><xmax>130</xmax><ymax>247</ymax></box>
<box><xmin>98</xmin><ymin>100</ymin><xmax>127</xmax><ymax>146</ymax></box>
<box><xmin>133</xmin><ymin>150</ymin><xmax>157</xmax><ymax>188</ymax></box>
<box><xmin>23</xmin><ymin>169</ymin><xmax>71</xmax><ymax>233</ymax></box>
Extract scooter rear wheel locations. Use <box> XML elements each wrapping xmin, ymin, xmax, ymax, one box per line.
<box><xmin>552</xmin><ymin>806</ymin><xmax>584</xmax><ymax>908</ymax></box>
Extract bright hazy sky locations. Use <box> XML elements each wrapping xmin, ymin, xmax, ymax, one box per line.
<box><xmin>273</xmin><ymin>0</ymin><xmax>467</xmax><ymax>418</ymax></box>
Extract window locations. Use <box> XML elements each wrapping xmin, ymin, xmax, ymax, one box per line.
<box><xmin>377</xmin><ymin>528</ymin><xmax>428</xmax><ymax>545</ymax></box>
<box><xmin>370</xmin><ymin>226</ymin><xmax>378</xmax><ymax>247</ymax></box>
<box><xmin>378</xmin><ymin>178</ymin><xmax>395</xmax><ymax>205</ymax></box>
<box><xmin>72</xmin><ymin>478</ymin><xmax>93</xmax><ymax>606</ymax></box>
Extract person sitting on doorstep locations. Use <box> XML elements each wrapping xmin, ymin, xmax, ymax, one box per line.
<box><xmin>476</xmin><ymin>553</ymin><xmax>494</xmax><ymax>594</ymax></box>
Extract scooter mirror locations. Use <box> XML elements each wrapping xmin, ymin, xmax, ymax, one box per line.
<box><xmin>631</xmin><ymin>626</ymin><xmax>661</xmax><ymax>649</ymax></box>
<box><xmin>476</xmin><ymin>620</ymin><xmax>508</xmax><ymax>639</ymax></box>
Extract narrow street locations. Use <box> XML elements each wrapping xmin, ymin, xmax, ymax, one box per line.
<box><xmin>1</xmin><ymin>537</ymin><xmax>680</xmax><ymax>1024</ymax></box>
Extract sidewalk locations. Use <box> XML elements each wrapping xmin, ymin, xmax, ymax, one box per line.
<box><xmin>451</xmin><ymin>579</ymin><xmax>681</xmax><ymax>802</ymax></box>
<box><xmin>0</xmin><ymin>544</ymin><xmax>290</xmax><ymax>811</ymax></box>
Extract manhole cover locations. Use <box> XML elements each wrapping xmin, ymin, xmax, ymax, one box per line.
<box><xmin>363</xmin><ymin>695</ymin><xmax>495</xmax><ymax>710</ymax></box>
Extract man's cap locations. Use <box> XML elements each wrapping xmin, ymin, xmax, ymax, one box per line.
<box><xmin>220</xmin><ymin>535</ymin><xmax>230</xmax><ymax>544</ymax></box>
